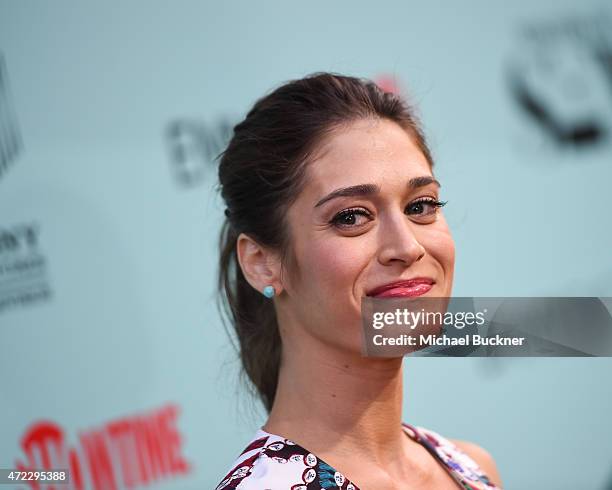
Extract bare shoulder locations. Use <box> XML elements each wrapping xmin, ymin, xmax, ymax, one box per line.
<box><xmin>449</xmin><ymin>438</ymin><xmax>503</xmax><ymax>488</ymax></box>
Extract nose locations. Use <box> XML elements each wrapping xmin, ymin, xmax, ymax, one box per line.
<box><xmin>377</xmin><ymin>213</ymin><xmax>426</xmax><ymax>267</ymax></box>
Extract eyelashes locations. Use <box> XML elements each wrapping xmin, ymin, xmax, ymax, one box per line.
<box><xmin>407</xmin><ymin>197</ymin><xmax>447</xmax><ymax>216</ymax></box>
<box><xmin>329</xmin><ymin>198</ymin><xmax>447</xmax><ymax>229</ymax></box>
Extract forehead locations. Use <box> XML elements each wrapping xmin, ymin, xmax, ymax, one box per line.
<box><xmin>305</xmin><ymin>119</ymin><xmax>431</xmax><ymax>194</ymax></box>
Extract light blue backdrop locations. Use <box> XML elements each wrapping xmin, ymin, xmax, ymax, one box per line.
<box><xmin>1</xmin><ymin>1</ymin><xmax>611</xmax><ymax>489</ymax></box>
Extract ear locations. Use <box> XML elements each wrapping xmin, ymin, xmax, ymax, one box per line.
<box><xmin>236</xmin><ymin>233</ymin><xmax>282</xmax><ymax>296</ymax></box>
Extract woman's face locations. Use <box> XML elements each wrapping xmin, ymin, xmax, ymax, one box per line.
<box><xmin>279</xmin><ymin>118</ymin><xmax>455</xmax><ymax>354</ymax></box>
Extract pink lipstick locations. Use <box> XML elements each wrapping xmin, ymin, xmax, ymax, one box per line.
<box><xmin>367</xmin><ymin>278</ymin><xmax>435</xmax><ymax>298</ymax></box>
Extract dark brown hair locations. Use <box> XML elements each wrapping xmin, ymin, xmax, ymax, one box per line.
<box><xmin>216</xmin><ymin>72</ymin><xmax>433</xmax><ymax>413</ymax></box>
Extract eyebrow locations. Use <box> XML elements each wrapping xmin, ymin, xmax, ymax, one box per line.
<box><xmin>314</xmin><ymin>176</ymin><xmax>441</xmax><ymax>208</ymax></box>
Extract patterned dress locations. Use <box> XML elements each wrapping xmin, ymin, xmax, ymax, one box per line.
<box><xmin>214</xmin><ymin>422</ymin><xmax>502</xmax><ymax>489</ymax></box>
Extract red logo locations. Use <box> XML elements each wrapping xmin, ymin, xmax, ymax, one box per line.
<box><xmin>374</xmin><ymin>75</ymin><xmax>403</xmax><ymax>95</ymax></box>
<box><xmin>14</xmin><ymin>403</ymin><xmax>191</xmax><ymax>490</ymax></box>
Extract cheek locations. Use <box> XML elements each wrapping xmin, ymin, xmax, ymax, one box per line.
<box><xmin>299</xmin><ymin>238</ymin><xmax>369</xmax><ymax>299</ymax></box>
<box><xmin>423</xmin><ymin>225</ymin><xmax>455</xmax><ymax>276</ymax></box>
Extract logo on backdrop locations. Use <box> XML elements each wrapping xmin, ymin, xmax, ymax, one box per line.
<box><xmin>0</xmin><ymin>53</ymin><xmax>23</xmax><ymax>181</ymax></box>
<box><xmin>507</xmin><ymin>9</ymin><xmax>612</xmax><ymax>149</ymax></box>
<box><xmin>0</xmin><ymin>222</ymin><xmax>53</xmax><ymax>315</ymax></box>
<box><xmin>164</xmin><ymin>118</ymin><xmax>234</xmax><ymax>188</ymax></box>
<box><xmin>13</xmin><ymin>403</ymin><xmax>191</xmax><ymax>490</ymax></box>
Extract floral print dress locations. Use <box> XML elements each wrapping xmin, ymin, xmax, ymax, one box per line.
<box><xmin>214</xmin><ymin>422</ymin><xmax>502</xmax><ymax>489</ymax></box>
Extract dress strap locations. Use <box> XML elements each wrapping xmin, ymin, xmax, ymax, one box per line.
<box><xmin>401</xmin><ymin>422</ymin><xmax>501</xmax><ymax>490</ymax></box>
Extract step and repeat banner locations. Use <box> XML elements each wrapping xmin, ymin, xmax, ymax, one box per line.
<box><xmin>1</xmin><ymin>1</ymin><xmax>612</xmax><ymax>489</ymax></box>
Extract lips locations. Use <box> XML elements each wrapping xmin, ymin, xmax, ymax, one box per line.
<box><xmin>367</xmin><ymin>278</ymin><xmax>435</xmax><ymax>298</ymax></box>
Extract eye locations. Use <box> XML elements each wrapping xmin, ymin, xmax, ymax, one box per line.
<box><xmin>406</xmin><ymin>198</ymin><xmax>447</xmax><ymax>220</ymax></box>
<box><xmin>330</xmin><ymin>207</ymin><xmax>373</xmax><ymax>229</ymax></box>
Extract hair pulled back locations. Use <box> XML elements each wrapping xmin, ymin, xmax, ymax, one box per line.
<box><xmin>217</xmin><ymin>72</ymin><xmax>433</xmax><ymax>412</ymax></box>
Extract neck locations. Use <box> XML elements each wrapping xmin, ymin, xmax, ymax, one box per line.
<box><xmin>262</xmin><ymin>329</ymin><xmax>407</xmax><ymax>464</ymax></box>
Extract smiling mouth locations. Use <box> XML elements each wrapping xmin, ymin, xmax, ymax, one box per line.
<box><xmin>371</xmin><ymin>283</ymin><xmax>433</xmax><ymax>298</ymax></box>
<box><xmin>367</xmin><ymin>278</ymin><xmax>435</xmax><ymax>298</ymax></box>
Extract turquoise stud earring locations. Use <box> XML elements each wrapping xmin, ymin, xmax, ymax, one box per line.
<box><xmin>263</xmin><ymin>285</ymin><xmax>276</xmax><ymax>298</ymax></box>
